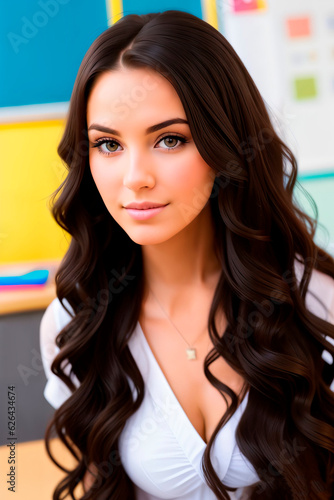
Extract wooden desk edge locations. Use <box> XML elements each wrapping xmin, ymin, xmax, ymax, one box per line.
<box><xmin>0</xmin><ymin>283</ymin><xmax>56</xmax><ymax>315</ymax></box>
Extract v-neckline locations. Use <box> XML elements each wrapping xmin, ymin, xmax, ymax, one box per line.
<box><xmin>128</xmin><ymin>321</ymin><xmax>251</xmax><ymax>483</ymax></box>
<box><xmin>137</xmin><ymin>320</ymin><xmax>208</xmax><ymax>448</ymax></box>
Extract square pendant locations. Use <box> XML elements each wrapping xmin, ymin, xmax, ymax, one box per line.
<box><xmin>186</xmin><ymin>348</ymin><xmax>197</xmax><ymax>360</ymax></box>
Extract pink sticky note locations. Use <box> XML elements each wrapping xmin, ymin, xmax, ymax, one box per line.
<box><xmin>286</xmin><ymin>16</ymin><xmax>312</xmax><ymax>38</ymax></box>
<box><xmin>232</xmin><ymin>0</ymin><xmax>258</xmax><ymax>13</ymax></box>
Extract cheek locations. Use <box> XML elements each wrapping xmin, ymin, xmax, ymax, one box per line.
<box><xmin>89</xmin><ymin>156</ymin><xmax>118</xmax><ymax>200</ymax></box>
<box><xmin>171</xmin><ymin>156</ymin><xmax>214</xmax><ymax>200</ymax></box>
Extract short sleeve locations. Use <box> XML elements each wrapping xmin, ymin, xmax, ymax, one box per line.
<box><xmin>39</xmin><ymin>298</ymin><xmax>80</xmax><ymax>408</ymax></box>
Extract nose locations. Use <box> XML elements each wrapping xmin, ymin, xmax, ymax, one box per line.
<box><xmin>123</xmin><ymin>150</ymin><xmax>155</xmax><ymax>190</ymax></box>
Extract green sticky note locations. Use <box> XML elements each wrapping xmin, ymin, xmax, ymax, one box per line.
<box><xmin>294</xmin><ymin>77</ymin><xmax>317</xmax><ymax>100</ymax></box>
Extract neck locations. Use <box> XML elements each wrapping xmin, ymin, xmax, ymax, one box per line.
<box><xmin>140</xmin><ymin>203</ymin><xmax>221</xmax><ymax>314</ymax></box>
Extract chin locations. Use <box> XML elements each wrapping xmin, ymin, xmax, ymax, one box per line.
<box><xmin>124</xmin><ymin>227</ymin><xmax>176</xmax><ymax>247</ymax></box>
<box><xmin>126</xmin><ymin>234</ymin><xmax>166</xmax><ymax>246</ymax></box>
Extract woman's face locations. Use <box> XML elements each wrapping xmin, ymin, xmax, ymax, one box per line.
<box><xmin>87</xmin><ymin>66</ymin><xmax>215</xmax><ymax>246</ymax></box>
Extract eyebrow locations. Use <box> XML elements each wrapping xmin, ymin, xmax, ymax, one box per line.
<box><xmin>87</xmin><ymin>118</ymin><xmax>189</xmax><ymax>136</ymax></box>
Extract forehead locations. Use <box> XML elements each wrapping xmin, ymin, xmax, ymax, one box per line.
<box><xmin>86</xmin><ymin>67</ymin><xmax>186</xmax><ymax>126</ymax></box>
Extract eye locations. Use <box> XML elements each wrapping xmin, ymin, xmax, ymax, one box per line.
<box><xmin>91</xmin><ymin>139</ymin><xmax>122</xmax><ymax>155</ymax></box>
<box><xmin>156</xmin><ymin>135</ymin><xmax>188</xmax><ymax>151</ymax></box>
<box><xmin>103</xmin><ymin>141</ymin><xmax>120</xmax><ymax>152</ymax></box>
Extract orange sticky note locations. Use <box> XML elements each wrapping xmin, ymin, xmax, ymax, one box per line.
<box><xmin>286</xmin><ymin>16</ymin><xmax>312</xmax><ymax>38</ymax></box>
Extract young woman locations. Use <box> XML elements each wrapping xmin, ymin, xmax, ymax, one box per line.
<box><xmin>40</xmin><ymin>10</ymin><xmax>334</xmax><ymax>500</ymax></box>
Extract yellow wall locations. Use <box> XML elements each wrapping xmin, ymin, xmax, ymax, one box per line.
<box><xmin>0</xmin><ymin>120</ymin><xmax>69</xmax><ymax>264</ymax></box>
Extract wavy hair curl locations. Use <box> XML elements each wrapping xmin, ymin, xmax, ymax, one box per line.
<box><xmin>45</xmin><ymin>10</ymin><xmax>334</xmax><ymax>499</ymax></box>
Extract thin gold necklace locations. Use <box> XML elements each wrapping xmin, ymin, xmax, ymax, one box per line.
<box><xmin>148</xmin><ymin>286</ymin><xmax>208</xmax><ymax>360</ymax></box>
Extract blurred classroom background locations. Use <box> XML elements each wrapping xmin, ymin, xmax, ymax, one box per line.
<box><xmin>0</xmin><ymin>0</ymin><xmax>333</xmax><ymax>498</ymax></box>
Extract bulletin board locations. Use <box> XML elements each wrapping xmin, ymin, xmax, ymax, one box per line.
<box><xmin>0</xmin><ymin>0</ymin><xmax>208</xmax><ymax>120</ymax></box>
<box><xmin>222</xmin><ymin>0</ymin><xmax>334</xmax><ymax>175</ymax></box>
<box><xmin>0</xmin><ymin>0</ymin><xmax>108</xmax><ymax>109</ymax></box>
<box><xmin>278</xmin><ymin>0</ymin><xmax>334</xmax><ymax>174</ymax></box>
<box><xmin>120</xmin><ymin>0</ymin><xmax>202</xmax><ymax>19</ymax></box>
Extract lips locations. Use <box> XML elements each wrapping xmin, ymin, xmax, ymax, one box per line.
<box><xmin>124</xmin><ymin>202</ymin><xmax>168</xmax><ymax>210</ymax></box>
<box><xmin>125</xmin><ymin>204</ymin><xmax>167</xmax><ymax>221</ymax></box>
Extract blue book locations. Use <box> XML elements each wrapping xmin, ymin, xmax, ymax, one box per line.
<box><xmin>0</xmin><ymin>270</ymin><xmax>49</xmax><ymax>286</ymax></box>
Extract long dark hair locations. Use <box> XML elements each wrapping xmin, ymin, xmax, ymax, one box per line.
<box><xmin>45</xmin><ymin>10</ymin><xmax>334</xmax><ymax>499</ymax></box>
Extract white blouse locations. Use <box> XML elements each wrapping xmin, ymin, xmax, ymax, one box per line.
<box><xmin>40</xmin><ymin>265</ymin><xmax>334</xmax><ymax>500</ymax></box>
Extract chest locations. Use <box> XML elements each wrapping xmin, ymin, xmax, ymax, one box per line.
<box><xmin>120</xmin><ymin>320</ymin><xmax>259</xmax><ymax>497</ymax></box>
<box><xmin>138</xmin><ymin>315</ymin><xmax>246</xmax><ymax>444</ymax></box>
